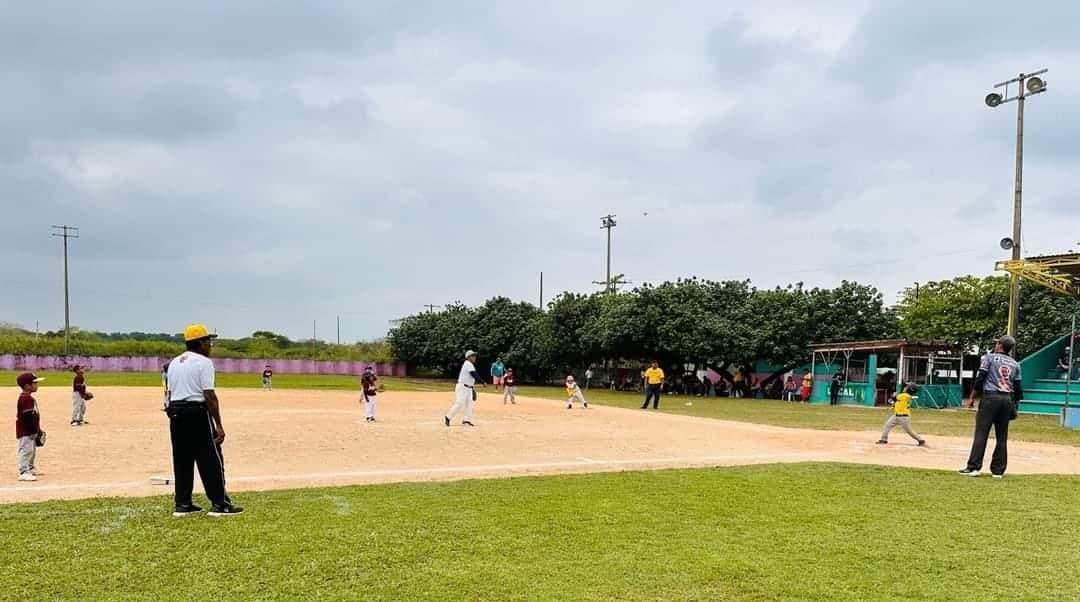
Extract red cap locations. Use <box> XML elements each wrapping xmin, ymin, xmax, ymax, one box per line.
<box><xmin>16</xmin><ymin>372</ymin><xmax>44</xmax><ymax>388</ymax></box>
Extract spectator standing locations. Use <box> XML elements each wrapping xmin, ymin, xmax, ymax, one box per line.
<box><xmin>801</xmin><ymin>371</ymin><xmax>814</xmax><ymax>402</ymax></box>
<box><xmin>490</xmin><ymin>357</ymin><xmax>506</xmax><ymax>392</ymax></box>
<box><xmin>830</xmin><ymin>371</ymin><xmax>845</xmax><ymax>405</ymax></box>
<box><xmin>960</xmin><ymin>336</ymin><xmax>1022</xmax><ymax>478</ymax></box>
<box><xmin>584</xmin><ymin>367</ymin><xmax>594</xmax><ymax>390</ymax></box>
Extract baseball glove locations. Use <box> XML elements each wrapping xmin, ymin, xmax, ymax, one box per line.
<box><xmin>35</xmin><ymin>431</ymin><xmax>47</xmax><ymax>448</ymax></box>
<box><xmin>83</xmin><ymin>392</ymin><xmax>95</xmax><ymax>401</ymax></box>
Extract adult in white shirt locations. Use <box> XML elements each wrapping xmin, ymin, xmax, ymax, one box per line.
<box><xmin>445</xmin><ymin>350</ymin><xmax>485</xmax><ymax>427</ymax></box>
<box><xmin>165</xmin><ymin>324</ymin><xmax>243</xmax><ymax>517</ymax></box>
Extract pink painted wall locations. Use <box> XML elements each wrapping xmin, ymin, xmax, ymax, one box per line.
<box><xmin>0</xmin><ymin>355</ymin><xmax>406</xmax><ymax>377</ymax></box>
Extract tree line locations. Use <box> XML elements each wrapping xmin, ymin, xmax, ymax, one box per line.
<box><xmin>390</xmin><ymin>276</ymin><xmax>1080</xmax><ymax>382</ymax></box>
<box><xmin>0</xmin><ymin>325</ymin><xmax>393</xmax><ymax>362</ymax></box>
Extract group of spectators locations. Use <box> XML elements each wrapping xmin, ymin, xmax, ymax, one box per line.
<box><xmin>1057</xmin><ymin>336</ymin><xmax>1080</xmax><ymax>380</ymax></box>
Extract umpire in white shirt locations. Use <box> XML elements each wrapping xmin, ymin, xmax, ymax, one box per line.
<box><xmin>166</xmin><ymin>324</ymin><xmax>243</xmax><ymax>517</ymax></box>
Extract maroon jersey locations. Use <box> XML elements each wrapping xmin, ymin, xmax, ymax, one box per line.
<box><xmin>361</xmin><ymin>373</ymin><xmax>378</xmax><ymax>395</ymax></box>
<box><xmin>16</xmin><ymin>392</ymin><xmax>40</xmax><ymax>439</ymax></box>
<box><xmin>504</xmin><ymin>373</ymin><xmax>516</xmax><ymax>387</ymax></box>
<box><xmin>74</xmin><ymin>374</ymin><xmax>87</xmax><ymax>395</ymax></box>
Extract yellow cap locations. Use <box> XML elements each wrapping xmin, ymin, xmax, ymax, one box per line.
<box><xmin>183</xmin><ymin>324</ymin><xmax>218</xmax><ymax>342</ymax></box>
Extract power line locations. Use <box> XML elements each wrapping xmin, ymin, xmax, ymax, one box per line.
<box><xmin>50</xmin><ymin>225</ymin><xmax>79</xmax><ymax>355</ymax></box>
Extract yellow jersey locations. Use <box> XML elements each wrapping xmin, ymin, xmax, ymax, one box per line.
<box><xmin>893</xmin><ymin>392</ymin><xmax>913</xmax><ymax>415</ymax></box>
<box><xmin>644</xmin><ymin>367</ymin><xmax>665</xmax><ymax>385</ymax></box>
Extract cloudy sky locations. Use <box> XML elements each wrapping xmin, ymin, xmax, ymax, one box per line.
<box><xmin>2</xmin><ymin>1</ymin><xmax>1078</xmax><ymax>341</ymax></box>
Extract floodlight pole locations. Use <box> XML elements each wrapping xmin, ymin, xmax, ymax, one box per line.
<box><xmin>986</xmin><ymin>69</ymin><xmax>1047</xmax><ymax>337</ymax></box>
<box><xmin>601</xmin><ymin>215</ymin><xmax>617</xmax><ymax>294</ymax></box>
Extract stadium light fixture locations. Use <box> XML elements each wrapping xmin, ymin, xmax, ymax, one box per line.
<box><xmin>984</xmin><ymin>68</ymin><xmax>1049</xmax><ymax>337</ymax></box>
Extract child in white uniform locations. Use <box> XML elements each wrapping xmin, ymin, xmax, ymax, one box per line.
<box><xmin>565</xmin><ymin>376</ymin><xmax>589</xmax><ymax>410</ymax></box>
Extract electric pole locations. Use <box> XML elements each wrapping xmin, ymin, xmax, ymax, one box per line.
<box><xmin>600</xmin><ymin>214</ymin><xmax>617</xmax><ymax>294</ymax></box>
<box><xmin>984</xmin><ymin>68</ymin><xmax>1048</xmax><ymax>337</ymax></box>
<box><xmin>336</xmin><ymin>315</ymin><xmax>341</xmax><ymax>345</ymax></box>
<box><xmin>51</xmin><ymin>225</ymin><xmax>79</xmax><ymax>355</ymax></box>
<box><xmin>424</xmin><ymin>304</ymin><xmax>442</xmax><ymax>313</ymax></box>
<box><xmin>539</xmin><ymin>271</ymin><xmax>544</xmax><ymax>309</ymax></box>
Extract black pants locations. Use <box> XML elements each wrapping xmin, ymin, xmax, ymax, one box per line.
<box><xmin>965</xmin><ymin>393</ymin><xmax>1014</xmax><ymax>475</ymax></box>
<box><xmin>643</xmin><ymin>384</ymin><xmax>662</xmax><ymax>409</ymax></box>
<box><xmin>830</xmin><ymin>387</ymin><xmax>840</xmax><ymax>405</ymax></box>
<box><xmin>169</xmin><ymin>404</ymin><xmax>228</xmax><ymax>508</ymax></box>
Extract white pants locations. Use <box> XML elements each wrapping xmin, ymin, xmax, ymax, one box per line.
<box><xmin>446</xmin><ymin>385</ymin><xmax>475</xmax><ymax>423</ymax></box>
<box><xmin>17</xmin><ymin>436</ymin><xmax>36</xmax><ymax>475</ymax></box>
<box><xmin>364</xmin><ymin>393</ymin><xmax>376</xmax><ymax>419</ymax></box>
<box><xmin>71</xmin><ymin>392</ymin><xmax>87</xmax><ymax>423</ymax></box>
<box><xmin>568</xmin><ymin>392</ymin><xmax>587</xmax><ymax>407</ymax></box>
<box><xmin>503</xmin><ymin>386</ymin><xmax>517</xmax><ymax>404</ymax></box>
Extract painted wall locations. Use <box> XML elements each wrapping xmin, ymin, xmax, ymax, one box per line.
<box><xmin>0</xmin><ymin>355</ymin><xmax>406</xmax><ymax>377</ymax></box>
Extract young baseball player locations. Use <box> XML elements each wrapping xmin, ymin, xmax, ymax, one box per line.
<box><xmin>565</xmin><ymin>375</ymin><xmax>589</xmax><ymax>409</ymax></box>
<box><xmin>503</xmin><ymin>368</ymin><xmax>517</xmax><ymax>404</ymax></box>
<box><xmin>361</xmin><ymin>366</ymin><xmax>378</xmax><ymax>422</ymax></box>
<box><xmin>15</xmin><ymin>372</ymin><xmax>44</xmax><ymax>481</ymax></box>
<box><xmin>71</xmin><ymin>365</ymin><xmax>93</xmax><ymax>426</ymax></box>
<box><xmin>262</xmin><ymin>365</ymin><xmax>273</xmax><ymax>391</ymax></box>
<box><xmin>876</xmin><ymin>384</ymin><xmax>927</xmax><ymax>446</ymax></box>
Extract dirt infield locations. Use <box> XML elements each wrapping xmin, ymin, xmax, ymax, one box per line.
<box><xmin>4</xmin><ymin>387</ymin><xmax>1080</xmax><ymax>504</ymax></box>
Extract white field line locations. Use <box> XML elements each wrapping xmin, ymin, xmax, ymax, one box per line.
<box><xmin>0</xmin><ymin>452</ymin><xmax>821</xmax><ymax>495</ymax></box>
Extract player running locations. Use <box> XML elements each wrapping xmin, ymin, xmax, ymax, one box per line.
<box><xmin>361</xmin><ymin>366</ymin><xmax>378</xmax><ymax>422</ymax></box>
<box><xmin>565</xmin><ymin>375</ymin><xmax>589</xmax><ymax>410</ymax></box>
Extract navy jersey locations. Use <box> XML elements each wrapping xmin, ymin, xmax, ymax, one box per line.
<box><xmin>978</xmin><ymin>352</ymin><xmax>1021</xmax><ymax>394</ymax></box>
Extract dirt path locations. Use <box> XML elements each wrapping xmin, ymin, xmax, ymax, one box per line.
<box><xmin>3</xmin><ymin>387</ymin><xmax>1079</xmax><ymax>504</ymax></box>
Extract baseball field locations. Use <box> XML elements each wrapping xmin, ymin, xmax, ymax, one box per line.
<box><xmin>4</xmin><ymin>378</ymin><xmax>1080</xmax><ymax>600</ymax></box>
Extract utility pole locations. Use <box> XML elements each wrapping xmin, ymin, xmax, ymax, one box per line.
<box><xmin>539</xmin><ymin>271</ymin><xmax>544</xmax><ymax>309</ymax></box>
<box><xmin>51</xmin><ymin>225</ymin><xmax>79</xmax><ymax>355</ymax></box>
<box><xmin>984</xmin><ymin>68</ymin><xmax>1048</xmax><ymax>337</ymax></box>
<box><xmin>424</xmin><ymin>304</ymin><xmax>442</xmax><ymax>313</ymax></box>
<box><xmin>336</xmin><ymin>315</ymin><xmax>341</xmax><ymax>345</ymax></box>
<box><xmin>312</xmin><ymin>319</ymin><xmax>317</xmax><ymax>373</ymax></box>
<box><xmin>600</xmin><ymin>214</ymin><xmax>617</xmax><ymax>294</ymax></box>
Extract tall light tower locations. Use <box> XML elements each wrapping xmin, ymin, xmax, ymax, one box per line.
<box><xmin>600</xmin><ymin>214</ymin><xmax>617</xmax><ymax>294</ymax></box>
<box><xmin>984</xmin><ymin>68</ymin><xmax>1048</xmax><ymax>337</ymax></box>
<box><xmin>51</xmin><ymin>225</ymin><xmax>79</xmax><ymax>355</ymax></box>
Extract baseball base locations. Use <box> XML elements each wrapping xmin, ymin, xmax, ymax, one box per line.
<box><xmin>149</xmin><ymin>476</ymin><xmax>171</xmax><ymax>485</ymax></box>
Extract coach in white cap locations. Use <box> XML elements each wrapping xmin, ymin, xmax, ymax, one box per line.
<box><xmin>444</xmin><ymin>350</ymin><xmax>485</xmax><ymax>427</ymax></box>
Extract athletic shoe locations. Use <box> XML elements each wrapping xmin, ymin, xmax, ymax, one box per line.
<box><xmin>462</xmin><ymin>421</ymin><xmax>475</xmax><ymax>427</ymax></box>
<box><xmin>444</xmin><ymin>416</ymin><xmax>450</xmax><ymax>427</ymax></box>
<box><xmin>208</xmin><ymin>504</ymin><xmax>245</xmax><ymax>517</ymax></box>
<box><xmin>70</xmin><ymin>421</ymin><xmax>78</xmax><ymax>426</ymax></box>
<box><xmin>567</xmin><ymin>403</ymin><xmax>573</xmax><ymax>409</ymax></box>
<box><xmin>583</xmin><ymin>403</ymin><xmax>589</xmax><ymax>409</ymax></box>
<box><xmin>991</xmin><ymin>474</ymin><xmax>1004</xmax><ymax>479</ymax></box>
<box><xmin>173</xmin><ymin>504</ymin><xmax>203</xmax><ymax>517</ymax></box>
<box><xmin>875</xmin><ymin>440</ymin><xmax>888</xmax><ymax>445</ymax></box>
<box><xmin>958</xmin><ymin>469</ymin><xmax>980</xmax><ymax>477</ymax></box>
<box><xmin>917</xmin><ymin>440</ymin><xmax>927</xmax><ymax>447</ymax></box>
<box><xmin>18</xmin><ymin>473</ymin><xmax>37</xmax><ymax>482</ymax></box>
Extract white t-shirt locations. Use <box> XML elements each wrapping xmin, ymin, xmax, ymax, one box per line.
<box><xmin>458</xmin><ymin>360</ymin><xmax>477</xmax><ymax>386</ymax></box>
<box><xmin>167</xmin><ymin>351</ymin><xmax>216</xmax><ymax>403</ymax></box>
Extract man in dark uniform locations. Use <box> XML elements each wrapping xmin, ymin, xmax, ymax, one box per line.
<box><xmin>165</xmin><ymin>324</ymin><xmax>243</xmax><ymax>516</ymax></box>
<box><xmin>960</xmin><ymin>335</ymin><xmax>1023</xmax><ymax>479</ymax></box>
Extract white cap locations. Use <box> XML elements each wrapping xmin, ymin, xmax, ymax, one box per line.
<box><xmin>465</xmin><ymin>350</ymin><xmax>478</xmax><ymax>358</ymax></box>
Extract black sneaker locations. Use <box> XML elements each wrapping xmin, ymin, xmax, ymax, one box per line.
<box><xmin>444</xmin><ymin>416</ymin><xmax>450</xmax><ymax>427</ymax></box>
<box><xmin>875</xmin><ymin>440</ymin><xmax>888</xmax><ymax>445</ymax></box>
<box><xmin>208</xmin><ymin>504</ymin><xmax>245</xmax><ymax>517</ymax></box>
<box><xmin>462</xmin><ymin>421</ymin><xmax>475</xmax><ymax>427</ymax></box>
<box><xmin>173</xmin><ymin>504</ymin><xmax>203</xmax><ymax>517</ymax></box>
<box><xmin>917</xmin><ymin>440</ymin><xmax>927</xmax><ymax>447</ymax></box>
<box><xmin>958</xmin><ymin>468</ymin><xmax>980</xmax><ymax>477</ymax></box>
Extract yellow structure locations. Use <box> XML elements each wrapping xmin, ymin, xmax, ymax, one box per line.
<box><xmin>996</xmin><ymin>253</ymin><xmax>1080</xmax><ymax>298</ymax></box>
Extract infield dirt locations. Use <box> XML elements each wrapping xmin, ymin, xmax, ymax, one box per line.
<box><xmin>4</xmin><ymin>387</ymin><xmax>1079</xmax><ymax>503</ymax></box>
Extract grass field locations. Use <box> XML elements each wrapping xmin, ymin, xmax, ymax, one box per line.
<box><xmin>8</xmin><ymin>370</ymin><xmax>1080</xmax><ymax>447</ymax></box>
<box><xmin>1</xmin><ymin>463</ymin><xmax>1076</xmax><ymax>601</ymax></box>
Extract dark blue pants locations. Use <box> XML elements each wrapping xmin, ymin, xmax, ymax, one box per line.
<box><xmin>642</xmin><ymin>385</ymin><xmax>662</xmax><ymax>409</ymax></box>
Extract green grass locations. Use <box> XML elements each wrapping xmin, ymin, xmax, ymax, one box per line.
<box><xmin>9</xmin><ymin>370</ymin><xmax>1080</xmax><ymax>446</ymax></box>
<box><xmin>1</xmin><ymin>464</ymin><xmax>1077</xmax><ymax>601</ymax></box>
